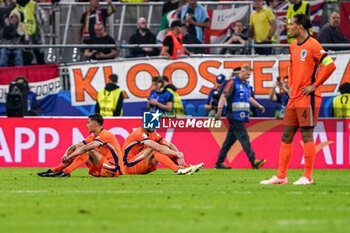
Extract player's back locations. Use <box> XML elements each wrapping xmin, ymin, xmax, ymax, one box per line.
<box><xmin>96</xmin><ymin>129</ymin><xmax>123</xmax><ymax>167</ymax></box>
<box><xmin>122</xmin><ymin>127</ymin><xmax>147</xmax><ymax>159</ymax></box>
<box><xmin>289</xmin><ymin>36</ymin><xmax>326</xmax><ymax>100</ymax></box>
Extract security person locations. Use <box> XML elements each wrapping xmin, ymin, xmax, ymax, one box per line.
<box><xmin>333</xmin><ymin>82</ymin><xmax>350</xmax><ymax>118</ymax></box>
<box><xmin>214</xmin><ymin>65</ymin><xmax>266</xmax><ymax>169</ymax></box>
<box><xmin>286</xmin><ymin>0</ymin><xmax>311</xmax><ymax>43</ymax></box>
<box><xmin>95</xmin><ymin>74</ymin><xmax>124</xmax><ymax>116</ymax></box>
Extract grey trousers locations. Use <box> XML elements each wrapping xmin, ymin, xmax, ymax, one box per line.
<box><xmin>216</xmin><ymin>118</ymin><xmax>256</xmax><ymax>165</ymax></box>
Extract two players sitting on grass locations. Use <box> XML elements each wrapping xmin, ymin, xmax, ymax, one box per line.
<box><xmin>38</xmin><ymin>114</ymin><xmax>203</xmax><ymax>177</ymax></box>
<box><xmin>122</xmin><ymin>127</ymin><xmax>203</xmax><ymax>175</ymax></box>
<box><xmin>37</xmin><ymin>113</ymin><xmax>123</xmax><ymax>177</ymax></box>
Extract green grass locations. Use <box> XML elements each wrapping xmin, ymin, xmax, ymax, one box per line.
<box><xmin>0</xmin><ymin>168</ymin><xmax>349</xmax><ymax>233</ymax></box>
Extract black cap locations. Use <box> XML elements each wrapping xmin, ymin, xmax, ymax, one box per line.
<box><xmin>171</xmin><ymin>20</ymin><xmax>184</xmax><ymax>28</ymax></box>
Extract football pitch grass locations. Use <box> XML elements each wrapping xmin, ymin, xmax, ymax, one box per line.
<box><xmin>1</xmin><ymin>168</ymin><xmax>349</xmax><ymax>233</ymax></box>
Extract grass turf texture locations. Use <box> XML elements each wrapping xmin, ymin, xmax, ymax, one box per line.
<box><xmin>1</xmin><ymin>168</ymin><xmax>349</xmax><ymax>233</ymax></box>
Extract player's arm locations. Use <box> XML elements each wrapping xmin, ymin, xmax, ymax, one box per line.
<box><xmin>63</xmin><ymin>141</ymin><xmax>100</xmax><ymax>161</ymax></box>
<box><xmin>161</xmin><ymin>139</ymin><xmax>179</xmax><ymax>152</ymax></box>
<box><xmin>64</xmin><ymin>142</ymin><xmax>85</xmax><ymax>156</ymax></box>
<box><xmin>249</xmin><ymin>97</ymin><xmax>265</xmax><ymax>113</ymax></box>
<box><xmin>143</xmin><ymin>140</ymin><xmax>182</xmax><ymax>158</ymax></box>
<box><xmin>300</xmin><ymin>55</ymin><xmax>336</xmax><ymax>96</ymax></box>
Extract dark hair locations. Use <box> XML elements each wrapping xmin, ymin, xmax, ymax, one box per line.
<box><xmin>162</xmin><ymin>75</ymin><xmax>169</xmax><ymax>82</ymax></box>
<box><xmin>265</xmin><ymin>0</ymin><xmax>273</xmax><ymax>5</ymax></box>
<box><xmin>88</xmin><ymin>113</ymin><xmax>104</xmax><ymax>125</ymax></box>
<box><xmin>152</xmin><ymin>76</ymin><xmax>164</xmax><ymax>83</ymax></box>
<box><xmin>293</xmin><ymin>13</ymin><xmax>313</xmax><ymax>30</ymax></box>
<box><xmin>109</xmin><ymin>74</ymin><xmax>118</xmax><ymax>83</ymax></box>
<box><xmin>283</xmin><ymin>75</ymin><xmax>288</xmax><ymax>80</ymax></box>
<box><xmin>339</xmin><ymin>82</ymin><xmax>350</xmax><ymax>94</ymax></box>
<box><xmin>14</xmin><ymin>76</ymin><xmax>29</xmax><ymax>91</ymax></box>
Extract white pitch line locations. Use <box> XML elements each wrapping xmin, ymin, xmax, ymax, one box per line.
<box><xmin>8</xmin><ymin>190</ymin><xmax>164</xmax><ymax>194</ymax></box>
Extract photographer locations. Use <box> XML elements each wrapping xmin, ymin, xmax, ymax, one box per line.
<box><xmin>204</xmin><ymin>74</ymin><xmax>226</xmax><ymax>117</ymax></box>
<box><xmin>269</xmin><ymin>75</ymin><xmax>290</xmax><ymax>118</ymax></box>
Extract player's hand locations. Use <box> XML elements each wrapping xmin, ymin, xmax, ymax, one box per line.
<box><xmin>300</xmin><ymin>85</ymin><xmax>316</xmax><ymax>96</ymax></box>
<box><xmin>177</xmin><ymin>157</ymin><xmax>185</xmax><ymax>167</ymax></box>
<box><xmin>61</xmin><ymin>155</ymin><xmax>68</xmax><ymax>163</ymax></box>
<box><xmin>177</xmin><ymin>152</ymin><xmax>184</xmax><ymax>159</ymax></box>
<box><xmin>214</xmin><ymin>113</ymin><xmax>221</xmax><ymax>121</ymax></box>
<box><xmin>258</xmin><ymin>105</ymin><xmax>265</xmax><ymax>113</ymax></box>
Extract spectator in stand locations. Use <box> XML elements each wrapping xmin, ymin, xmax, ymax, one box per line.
<box><xmin>127</xmin><ymin>17</ymin><xmax>159</xmax><ymax>58</ymax></box>
<box><xmin>0</xmin><ymin>10</ymin><xmax>28</xmax><ymax>67</ymax></box>
<box><xmin>205</xmin><ymin>74</ymin><xmax>226</xmax><ymax>117</ymax></box>
<box><xmin>220</xmin><ymin>21</ymin><xmax>248</xmax><ymax>55</ymax></box>
<box><xmin>266</xmin><ymin>0</ymin><xmax>280</xmax><ymax>50</ymax></box>
<box><xmin>160</xmin><ymin>20</ymin><xmax>192</xmax><ymax>60</ymax></box>
<box><xmin>0</xmin><ymin>0</ymin><xmax>16</xmax><ymax>30</ymax></box>
<box><xmin>78</xmin><ymin>0</ymin><xmax>116</xmax><ymax>44</ymax></box>
<box><xmin>332</xmin><ymin>82</ymin><xmax>350</xmax><ymax>118</ymax></box>
<box><xmin>147</xmin><ymin>76</ymin><xmax>173</xmax><ymax>116</ymax></box>
<box><xmin>162</xmin><ymin>75</ymin><xmax>185</xmax><ymax>116</ymax></box>
<box><xmin>286</xmin><ymin>0</ymin><xmax>311</xmax><ymax>44</ymax></box>
<box><xmin>179</xmin><ymin>24</ymin><xmax>205</xmax><ymax>54</ymax></box>
<box><xmin>249</xmin><ymin>0</ymin><xmax>277</xmax><ymax>55</ymax></box>
<box><xmin>83</xmin><ymin>23</ymin><xmax>117</xmax><ymax>60</ymax></box>
<box><xmin>14</xmin><ymin>0</ymin><xmax>46</xmax><ymax>65</ymax></box>
<box><xmin>162</xmin><ymin>0</ymin><xmax>179</xmax><ymax>16</ymax></box>
<box><xmin>95</xmin><ymin>74</ymin><xmax>124</xmax><ymax>117</ymax></box>
<box><xmin>156</xmin><ymin>0</ymin><xmax>186</xmax><ymax>44</ymax></box>
<box><xmin>317</xmin><ymin>12</ymin><xmax>350</xmax><ymax>51</ymax></box>
<box><xmin>178</xmin><ymin>0</ymin><xmax>209</xmax><ymax>43</ymax></box>
<box><xmin>269</xmin><ymin>76</ymin><xmax>290</xmax><ymax>118</ymax></box>
<box><xmin>14</xmin><ymin>76</ymin><xmax>41</xmax><ymax>116</ymax></box>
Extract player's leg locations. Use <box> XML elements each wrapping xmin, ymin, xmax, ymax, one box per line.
<box><xmin>215</xmin><ymin>119</ymin><xmax>237</xmax><ymax>169</ymax></box>
<box><xmin>87</xmin><ymin>150</ymin><xmax>120</xmax><ymax>177</ymax></box>
<box><xmin>261</xmin><ymin>104</ymin><xmax>299</xmax><ymax>184</ymax></box>
<box><xmin>276</xmin><ymin>125</ymin><xmax>299</xmax><ymax>178</ymax></box>
<box><xmin>293</xmin><ymin>98</ymin><xmax>320</xmax><ymax>185</ymax></box>
<box><xmin>152</xmin><ymin>151</ymin><xmax>192</xmax><ymax>175</ymax></box>
<box><xmin>293</xmin><ymin>126</ymin><xmax>315</xmax><ymax>185</ymax></box>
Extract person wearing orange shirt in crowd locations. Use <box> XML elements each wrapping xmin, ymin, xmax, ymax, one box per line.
<box><xmin>261</xmin><ymin>14</ymin><xmax>336</xmax><ymax>185</ymax></box>
<box><xmin>37</xmin><ymin>113</ymin><xmax>123</xmax><ymax>177</ymax></box>
<box><xmin>160</xmin><ymin>20</ymin><xmax>192</xmax><ymax>59</ymax></box>
<box><xmin>122</xmin><ymin>126</ymin><xmax>203</xmax><ymax>175</ymax></box>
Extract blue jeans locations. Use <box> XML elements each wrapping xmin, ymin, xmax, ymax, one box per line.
<box><xmin>0</xmin><ymin>48</ymin><xmax>24</xmax><ymax>67</ymax></box>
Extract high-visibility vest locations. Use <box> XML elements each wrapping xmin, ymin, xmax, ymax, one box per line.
<box><xmin>15</xmin><ymin>1</ymin><xmax>37</xmax><ymax>35</ymax></box>
<box><xmin>97</xmin><ymin>88</ymin><xmax>123</xmax><ymax>116</ymax></box>
<box><xmin>333</xmin><ymin>94</ymin><xmax>350</xmax><ymax>117</ymax></box>
<box><xmin>161</xmin><ymin>30</ymin><xmax>184</xmax><ymax>59</ymax></box>
<box><xmin>286</xmin><ymin>1</ymin><xmax>312</xmax><ymax>43</ymax></box>
<box><xmin>166</xmin><ymin>88</ymin><xmax>185</xmax><ymax>116</ymax></box>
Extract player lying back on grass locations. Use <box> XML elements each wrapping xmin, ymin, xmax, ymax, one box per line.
<box><xmin>122</xmin><ymin>127</ymin><xmax>204</xmax><ymax>175</ymax></box>
<box><xmin>37</xmin><ymin>113</ymin><xmax>123</xmax><ymax>177</ymax></box>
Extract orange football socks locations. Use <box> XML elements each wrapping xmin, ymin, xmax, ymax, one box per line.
<box><xmin>52</xmin><ymin>163</ymin><xmax>65</xmax><ymax>173</ymax></box>
<box><xmin>277</xmin><ymin>142</ymin><xmax>294</xmax><ymax>179</ymax></box>
<box><xmin>303</xmin><ymin>141</ymin><xmax>316</xmax><ymax>180</ymax></box>
<box><xmin>63</xmin><ymin>154</ymin><xmax>90</xmax><ymax>174</ymax></box>
<box><xmin>153</xmin><ymin>151</ymin><xmax>179</xmax><ymax>172</ymax></box>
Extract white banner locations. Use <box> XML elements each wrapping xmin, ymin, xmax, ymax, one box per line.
<box><xmin>67</xmin><ymin>55</ymin><xmax>350</xmax><ymax>106</ymax></box>
<box><xmin>210</xmin><ymin>5</ymin><xmax>249</xmax><ymax>30</ymax></box>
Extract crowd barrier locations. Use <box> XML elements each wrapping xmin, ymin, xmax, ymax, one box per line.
<box><xmin>0</xmin><ymin>117</ymin><xmax>349</xmax><ymax>169</ymax></box>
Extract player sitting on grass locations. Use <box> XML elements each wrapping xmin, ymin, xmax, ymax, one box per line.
<box><xmin>37</xmin><ymin>113</ymin><xmax>123</xmax><ymax>178</ymax></box>
<box><xmin>122</xmin><ymin>126</ymin><xmax>203</xmax><ymax>175</ymax></box>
